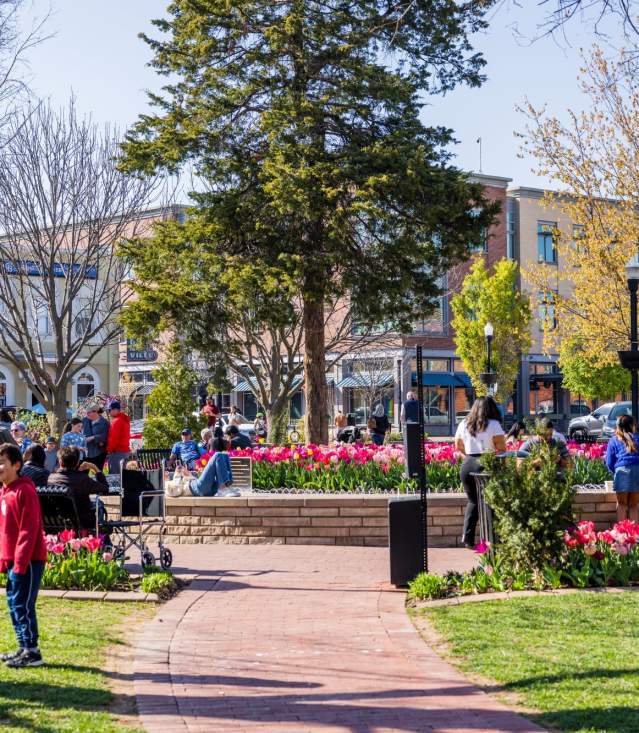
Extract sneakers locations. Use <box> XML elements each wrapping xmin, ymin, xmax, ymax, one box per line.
<box><xmin>5</xmin><ymin>648</ymin><xmax>43</xmax><ymax>668</ymax></box>
<box><xmin>217</xmin><ymin>488</ymin><xmax>241</xmax><ymax>497</ymax></box>
<box><xmin>0</xmin><ymin>649</ymin><xmax>22</xmax><ymax>662</ymax></box>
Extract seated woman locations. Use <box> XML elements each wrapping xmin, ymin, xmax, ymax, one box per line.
<box><xmin>47</xmin><ymin>446</ymin><xmax>109</xmax><ymax>530</ymax></box>
<box><xmin>189</xmin><ymin>431</ymin><xmax>238</xmax><ymax>497</ymax></box>
<box><xmin>21</xmin><ymin>444</ymin><xmax>50</xmax><ymax>487</ymax></box>
<box><xmin>605</xmin><ymin>414</ymin><xmax>639</xmax><ymax>523</ymax></box>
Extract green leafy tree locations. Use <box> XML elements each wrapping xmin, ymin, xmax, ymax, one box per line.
<box><xmin>451</xmin><ymin>258</ymin><xmax>531</xmax><ymax>402</ymax></box>
<box><xmin>143</xmin><ymin>342</ymin><xmax>205</xmax><ymax>449</ymax></box>
<box><xmin>120</xmin><ymin>0</ymin><xmax>499</xmax><ymax>443</ymax></box>
<box><xmin>558</xmin><ymin>337</ymin><xmax>630</xmax><ymax>401</ymax></box>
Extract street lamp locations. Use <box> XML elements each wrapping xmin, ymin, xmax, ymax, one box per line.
<box><xmin>619</xmin><ymin>254</ymin><xmax>639</xmax><ymax>420</ymax></box>
<box><xmin>480</xmin><ymin>321</ymin><xmax>497</xmax><ymax>394</ymax></box>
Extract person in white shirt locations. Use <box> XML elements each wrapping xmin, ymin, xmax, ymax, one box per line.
<box><xmin>454</xmin><ymin>396</ymin><xmax>506</xmax><ymax>548</ymax></box>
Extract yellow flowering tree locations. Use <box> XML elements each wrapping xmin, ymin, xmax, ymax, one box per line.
<box><xmin>521</xmin><ymin>47</ymin><xmax>639</xmax><ymax>398</ymax></box>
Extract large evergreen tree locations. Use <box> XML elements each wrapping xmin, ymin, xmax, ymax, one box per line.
<box><xmin>121</xmin><ymin>0</ymin><xmax>499</xmax><ymax>443</ymax></box>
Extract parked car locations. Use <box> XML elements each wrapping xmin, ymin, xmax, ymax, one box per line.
<box><xmin>217</xmin><ymin>412</ymin><xmax>257</xmax><ymax>441</ymax></box>
<box><xmin>568</xmin><ymin>402</ymin><xmax>614</xmax><ymax>440</ymax></box>
<box><xmin>602</xmin><ymin>401</ymin><xmax>632</xmax><ymax>439</ymax></box>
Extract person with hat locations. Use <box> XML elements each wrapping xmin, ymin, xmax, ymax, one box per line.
<box><xmin>82</xmin><ymin>405</ymin><xmax>109</xmax><ymax>471</ymax></box>
<box><xmin>43</xmin><ymin>437</ymin><xmax>57</xmax><ymax>473</ymax></box>
<box><xmin>9</xmin><ymin>423</ymin><xmax>31</xmax><ymax>455</ymax></box>
<box><xmin>169</xmin><ymin>428</ymin><xmax>201</xmax><ymax>470</ymax></box>
<box><xmin>253</xmin><ymin>412</ymin><xmax>267</xmax><ymax>441</ymax></box>
<box><xmin>106</xmin><ymin>401</ymin><xmax>130</xmax><ymax>474</ymax></box>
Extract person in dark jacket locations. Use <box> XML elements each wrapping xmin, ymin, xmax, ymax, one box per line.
<box><xmin>82</xmin><ymin>406</ymin><xmax>109</xmax><ymax>471</ymax></box>
<box><xmin>226</xmin><ymin>425</ymin><xmax>251</xmax><ymax>449</ymax></box>
<box><xmin>400</xmin><ymin>391</ymin><xmax>419</xmax><ymax>424</ymax></box>
<box><xmin>20</xmin><ymin>444</ymin><xmax>49</xmax><ymax>488</ymax></box>
<box><xmin>369</xmin><ymin>404</ymin><xmax>390</xmax><ymax>446</ymax></box>
<box><xmin>47</xmin><ymin>447</ymin><xmax>109</xmax><ymax>530</ymax></box>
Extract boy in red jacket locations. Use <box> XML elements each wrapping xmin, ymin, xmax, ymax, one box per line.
<box><xmin>0</xmin><ymin>443</ymin><xmax>47</xmax><ymax>667</ymax></box>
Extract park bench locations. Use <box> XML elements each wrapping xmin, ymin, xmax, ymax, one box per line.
<box><xmin>134</xmin><ymin>448</ymin><xmax>172</xmax><ymax>470</ymax></box>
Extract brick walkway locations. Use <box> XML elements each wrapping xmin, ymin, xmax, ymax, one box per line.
<box><xmin>134</xmin><ymin>545</ymin><xmax>543</xmax><ymax>732</ymax></box>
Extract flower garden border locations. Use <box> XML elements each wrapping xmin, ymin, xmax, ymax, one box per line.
<box><xmin>410</xmin><ymin>585</ymin><xmax>639</xmax><ymax>609</ymax></box>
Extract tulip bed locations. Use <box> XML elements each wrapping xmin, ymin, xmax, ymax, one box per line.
<box><xmin>196</xmin><ymin>441</ymin><xmax>611</xmax><ymax>492</ymax></box>
<box><xmin>37</xmin><ymin>530</ymin><xmax>130</xmax><ymax>591</ymax></box>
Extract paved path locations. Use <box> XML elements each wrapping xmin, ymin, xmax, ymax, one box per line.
<box><xmin>134</xmin><ymin>546</ymin><xmax>543</xmax><ymax>732</ymax></box>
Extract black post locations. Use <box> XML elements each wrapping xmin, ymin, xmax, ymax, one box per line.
<box><xmin>486</xmin><ymin>335</ymin><xmax>492</xmax><ymax>376</ymax></box>
<box><xmin>415</xmin><ymin>346</ymin><xmax>428</xmax><ymax>573</ymax></box>
<box><xmin>630</xmin><ymin>279</ymin><xmax>639</xmax><ymax>421</ymax></box>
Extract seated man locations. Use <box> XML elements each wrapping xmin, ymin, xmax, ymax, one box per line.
<box><xmin>517</xmin><ymin>418</ymin><xmax>572</xmax><ymax>472</ymax></box>
<box><xmin>46</xmin><ymin>446</ymin><xmax>110</xmax><ymax>530</ymax></box>
<box><xmin>169</xmin><ymin>428</ymin><xmax>201</xmax><ymax>469</ymax></box>
<box><xmin>226</xmin><ymin>425</ymin><xmax>251</xmax><ymax>450</ymax></box>
<box><xmin>21</xmin><ymin>444</ymin><xmax>50</xmax><ymax>488</ymax></box>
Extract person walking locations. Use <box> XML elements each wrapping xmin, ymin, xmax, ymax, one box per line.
<box><xmin>605</xmin><ymin>414</ymin><xmax>639</xmax><ymax>523</ymax></box>
<box><xmin>82</xmin><ymin>406</ymin><xmax>109</xmax><ymax>471</ymax></box>
<box><xmin>0</xmin><ymin>442</ymin><xmax>47</xmax><ymax>667</ymax></box>
<box><xmin>454</xmin><ymin>396</ymin><xmax>506</xmax><ymax>549</ymax></box>
<box><xmin>400</xmin><ymin>391</ymin><xmax>419</xmax><ymax>425</ymax></box>
<box><xmin>106</xmin><ymin>401</ymin><xmax>131</xmax><ymax>474</ymax></box>
<box><xmin>200</xmin><ymin>396</ymin><xmax>220</xmax><ymax>427</ymax></box>
<box><xmin>228</xmin><ymin>405</ymin><xmax>242</xmax><ymax>426</ymax></box>
<box><xmin>368</xmin><ymin>404</ymin><xmax>390</xmax><ymax>446</ymax></box>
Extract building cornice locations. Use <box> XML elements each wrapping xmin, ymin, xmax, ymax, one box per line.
<box><xmin>469</xmin><ymin>173</ymin><xmax>512</xmax><ymax>189</ymax></box>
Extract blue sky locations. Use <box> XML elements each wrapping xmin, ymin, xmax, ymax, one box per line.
<box><xmin>19</xmin><ymin>1</ymin><xmax>619</xmax><ymax>189</ymax></box>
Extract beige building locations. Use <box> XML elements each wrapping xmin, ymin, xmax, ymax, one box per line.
<box><xmin>508</xmin><ymin>186</ymin><xmax>600</xmax><ymax>428</ymax></box>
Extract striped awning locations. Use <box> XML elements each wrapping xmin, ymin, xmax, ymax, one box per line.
<box><xmin>336</xmin><ymin>371</ymin><xmax>394</xmax><ymax>389</ymax></box>
<box><xmin>233</xmin><ymin>375</ymin><xmax>334</xmax><ymax>392</ymax></box>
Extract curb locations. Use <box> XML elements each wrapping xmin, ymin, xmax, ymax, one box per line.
<box><xmin>411</xmin><ymin>585</ymin><xmax>639</xmax><ymax>609</ymax></box>
<box><xmin>0</xmin><ymin>587</ymin><xmax>160</xmax><ymax>602</ymax></box>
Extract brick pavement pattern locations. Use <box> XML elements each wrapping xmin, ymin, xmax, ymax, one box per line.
<box><xmin>134</xmin><ymin>545</ymin><xmax>544</xmax><ymax>732</ymax></box>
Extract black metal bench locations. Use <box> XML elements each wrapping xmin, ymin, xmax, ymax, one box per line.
<box><xmin>133</xmin><ymin>448</ymin><xmax>171</xmax><ymax>470</ymax></box>
<box><xmin>36</xmin><ymin>488</ymin><xmax>83</xmax><ymax>535</ymax></box>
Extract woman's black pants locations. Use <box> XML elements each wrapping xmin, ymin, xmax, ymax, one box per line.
<box><xmin>460</xmin><ymin>456</ymin><xmax>482</xmax><ymax>546</ymax></box>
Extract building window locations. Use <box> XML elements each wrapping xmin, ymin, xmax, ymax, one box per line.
<box><xmin>36</xmin><ymin>308</ymin><xmax>50</xmax><ymax>337</ymax></box>
<box><xmin>76</xmin><ymin>371</ymin><xmax>96</xmax><ymax>402</ymax></box>
<box><xmin>0</xmin><ymin>370</ymin><xmax>7</xmax><ymax>407</ymax></box>
<box><xmin>507</xmin><ymin>198</ymin><xmax>516</xmax><ymax>260</ymax></box>
<box><xmin>572</xmin><ymin>224</ymin><xmax>584</xmax><ymax>254</ymax></box>
<box><xmin>537</xmin><ymin>221</ymin><xmax>557</xmax><ymax>263</ymax></box>
<box><xmin>469</xmin><ymin>207</ymin><xmax>487</xmax><ymax>253</ymax></box>
<box><xmin>538</xmin><ymin>291</ymin><xmax>557</xmax><ymax>330</ymax></box>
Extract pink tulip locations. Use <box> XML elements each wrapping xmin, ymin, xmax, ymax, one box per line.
<box><xmin>102</xmin><ymin>551</ymin><xmax>113</xmax><ymax>562</ymax></box>
<box><xmin>51</xmin><ymin>543</ymin><xmax>65</xmax><ymax>555</ymax></box>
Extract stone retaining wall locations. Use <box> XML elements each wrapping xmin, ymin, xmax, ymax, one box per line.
<box><xmin>104</xmin><ymin>491</ymin><xmax>618</xmax><ymax>548</ymax></box>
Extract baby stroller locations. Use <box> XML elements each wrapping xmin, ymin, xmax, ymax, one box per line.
<box><xmin>336</xmin><ymin>426</ymin><xmax>363</xmax><ymax>444</ymax></box>
<box><xmin>103</xmin><ymin>463</ymin><xmax>173</xmax><ymax>569</ymax></box>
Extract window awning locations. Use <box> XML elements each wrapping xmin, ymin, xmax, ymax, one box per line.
<box><xmin>411</xmin><ymin>371</ymin><xmax>472</xmax><ymax>388</ymax></box>
<box><xmin>233</xmin><ymin>375</ymin><xmax>333</xmax><ymax>392</ymax></box>
<box><xmin>336</xmin><ymin>371</ymin><xmax>394</xmax><ymax>389</ymax></box>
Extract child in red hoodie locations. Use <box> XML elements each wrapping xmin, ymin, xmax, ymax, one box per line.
<box><xmin>0</xmin><ymin>443</ymin><xmax>47</xmax><ymax>667</ymax></box>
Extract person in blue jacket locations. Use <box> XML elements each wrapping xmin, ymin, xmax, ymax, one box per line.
<box><xmin>605</xmin><ymin>414</ymin><xmax>639</xmax><ymax>522</ymax></box>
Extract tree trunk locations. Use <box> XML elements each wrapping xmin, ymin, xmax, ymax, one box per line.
<box><xmin>303</xmin><ymin>295</ymin><xmax>328</xmax><ymax>445</ymax></box>
<box><xmin>266</xmin><ymin>407</ymin><xmax>289</xmax><ymax>446</ymax></box>
<box><xmin>50</xmin><ymin>385</ymin><xmax>68</xmax><ymax>437</ymax></box>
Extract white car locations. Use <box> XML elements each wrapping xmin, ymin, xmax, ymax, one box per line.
<box><xmin>217</xmin><ymin>412</ymin><xmax>257</xmax><ymax>441</ymax></box>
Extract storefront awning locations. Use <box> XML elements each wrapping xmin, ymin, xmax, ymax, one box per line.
<box><xmin>336</xmin><ymin>371</ymin><xmax>394</xmax><ymax>389</ymax></box>
<box><xmin>233</xmin><ymin>375</ymin><xmax>333</xmax><ymax>392</ymax></box>
<box><xmin>412</xmin><ymin>371</ymin><xmax>471</xmax><ymax>388</ymax></box>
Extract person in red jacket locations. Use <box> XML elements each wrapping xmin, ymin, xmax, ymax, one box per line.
<box><xmin>0</xmin><ymin>442</ymin><xmax>47</xmax><ymax>667</ymax></box>
<box><xmin>106</xmin><ymin>400</ymin><xmax>131</xmax><ymax>474</ymax></box>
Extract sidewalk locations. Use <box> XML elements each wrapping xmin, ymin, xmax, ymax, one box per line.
<box><xmin>134</xmin><ymin>545</ymin><xmax>543</xmax><ymax>732</ymax></box>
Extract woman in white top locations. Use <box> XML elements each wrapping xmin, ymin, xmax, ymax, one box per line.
<box><xmin>454</xmin><ymin>396</ymin><xmax>506</xmax><ymax>548</ymax></box>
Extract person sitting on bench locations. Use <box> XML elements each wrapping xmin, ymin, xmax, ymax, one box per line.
<box><xmin>46</xmin><ymin>447</ymin><xmax>109</xmax><ymax>530</ymax></box>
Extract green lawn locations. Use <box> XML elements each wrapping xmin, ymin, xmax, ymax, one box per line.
<box><xmin>417</xmin><ymin>594</ymin><xmax>639</xmax><ymax>733</ymax></box>
<box><xmin>0</xmin><ymin>598</ymin><xmax>154</xmax><ymax>732</ymax></box>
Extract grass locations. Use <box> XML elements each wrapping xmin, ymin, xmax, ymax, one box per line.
<box><xmin>418</xmin><ymin>593</ymin><xmax>639</xmax><ymax>733</ymax></box>
<box><xmin>0</xmin><ymin>598</ymin><xmax>154</xmax><ymax>732</ymax></box>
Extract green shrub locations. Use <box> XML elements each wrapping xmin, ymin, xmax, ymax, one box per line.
<box><xmin>407</xmin><ymin>572</ymin><xmax>449</xmax><ymax>600</ymax></box>
<box><xmin>483</xmin><ymin>445</ymin><xmax>575</xmax><ymax>573</ymax></box>
<box><xmin>141</xmin><ymin>567</ymin><xmax>178</xmax><ymax>598</ymax></box>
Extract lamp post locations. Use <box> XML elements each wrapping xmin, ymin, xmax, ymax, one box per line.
<box><xmin>619</xmin><ymin>255</ymin><xmax>639</xmax><ymax>421</ymax></box>
<box><xmin>480</xmin><ymin>321</ymin><xmax>497</xmax><ymax>395</ymax></box>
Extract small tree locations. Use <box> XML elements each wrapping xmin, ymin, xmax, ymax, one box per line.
<box><xmin>451</xmin><ymin>258</ymin><xmax>531</xmax><ymax>402</ymax></box>
<box><xmin>143</xmin><ymin>342</ymin><xmax>205</xmax><ymax>449</ymax></box>
<box><xmin>558</xmin><ymin>337</ymin><xmax>630</xmax><ymax>401</ymax></box>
